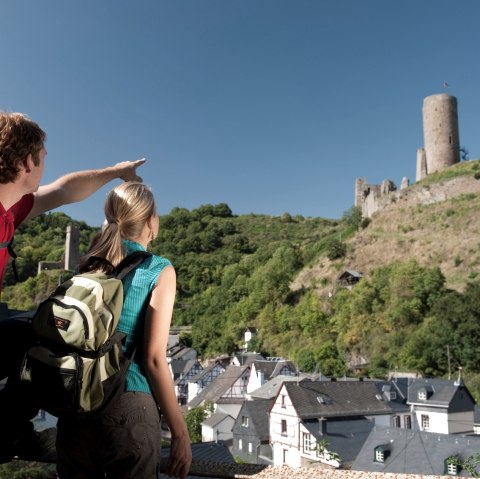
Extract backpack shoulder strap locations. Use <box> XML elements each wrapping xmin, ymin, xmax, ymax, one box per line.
<box><xmin>115</xmin><ymin>251</ymin><xmax>151</xmax><ymax>360</ymax></box>
<box><xmin>115</xmin><ymin>251</ymin><xmax>152</xmax><ymax>280</ymax></box>
<box><xmin>0</xmin><ymin>238</ymin><xmax>19</xmax><ymax>282</ymax></box>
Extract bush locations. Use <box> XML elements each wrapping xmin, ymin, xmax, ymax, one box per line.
<box><xmin>326</xmin><ymin>238</ymin><xmax>347</xmax><ymax>261</ymax></box>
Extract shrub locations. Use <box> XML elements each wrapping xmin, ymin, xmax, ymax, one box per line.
<box><xmin>326</xmin><ymin>238</ymin><xmax>347</xmax><ymax>261</ymax></box>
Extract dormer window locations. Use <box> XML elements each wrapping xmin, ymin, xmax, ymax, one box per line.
<box><xmin>445</xmin><ymin>456</ymin><xmax>461</xmax><ymax>476</ymax></box>
<box><xmin>374</xmin><ymin>444</ymin><xmax>391</xmax><ymax>463</ymax></box>
<box><xmin>382</xmin><ymin>385</ymin><xmax>397</xmax><ymax>401</ymax></box>
<box><xmin>242</xmin><ymin>415</ymin><xmax>249</xmax><ymax>427</ymax></box>
<box><xmin>417</xmin><ymin>386</ymin><xmax>433</xmax><ymax>401</ymax></box>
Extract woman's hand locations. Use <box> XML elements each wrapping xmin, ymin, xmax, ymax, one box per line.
<box><xmin>166</xmin><ymin>429</ymin><xmax>192</xmax><ymax>479</ymax></box>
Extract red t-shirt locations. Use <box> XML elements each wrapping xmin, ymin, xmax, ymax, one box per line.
<box><xmin>0</xmin><ymin>194</ymin><xmax>34</xmax><ymax>289</ymax></box>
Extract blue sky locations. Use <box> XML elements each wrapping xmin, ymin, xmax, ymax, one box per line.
<box><xmin>1</xmin><ymin>1</ymin><xmax>479</xmax><ymax>226</ymax></box>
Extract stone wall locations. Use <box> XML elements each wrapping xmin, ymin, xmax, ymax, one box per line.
<box><xmin>363</xmin><ymin>175</ymin><xmax>480</xmax><ymax>218</ymax></box>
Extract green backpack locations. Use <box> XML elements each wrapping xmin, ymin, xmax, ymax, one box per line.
<box><xmin>20</xmin><ymin>251</ymin><xmax>151</xmax><ymax>418</ymax></box>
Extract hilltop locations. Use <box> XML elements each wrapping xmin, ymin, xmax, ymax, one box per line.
<box><xmin>293</xmin><ymin>159</ymin><xmax>480</xmax><ymax>296</ymax></box>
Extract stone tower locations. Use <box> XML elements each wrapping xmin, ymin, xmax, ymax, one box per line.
<box><xmin>64</xmin><ymin>224</ymin><xmax>80</xmax><ymax>271</ymax></box>
<box><xmin>416</xmin><ymin>93</ymin><xmax>460</xmax><ymax>181</ymax></box>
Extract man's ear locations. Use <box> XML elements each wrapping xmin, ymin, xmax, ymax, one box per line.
<box><xmin>23</xmin><ymin>153</ymin><xmax>34</xmax><ymax>173</ymax></box>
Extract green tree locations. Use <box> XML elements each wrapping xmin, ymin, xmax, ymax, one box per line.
<box><xmin>184</xmin><ymin>402</ymin><xmax>214</xmax><ymax>443</ymax></box>
<box><xmin>342</xmin><ymin>206</ymin><xmax>363</xmax><ymax>232</ymax></box>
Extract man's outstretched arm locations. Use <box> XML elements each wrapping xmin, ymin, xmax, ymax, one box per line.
<box><xmin>27</xmin><ymin>158</ymin><xmax>146</xmax><ymax>219</ymax></box>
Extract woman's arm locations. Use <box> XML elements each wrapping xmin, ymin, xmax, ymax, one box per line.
<box><xmin>143</xmin><ymin>265</ymin><xmax>192</xmax><ymax>479</ymax></box>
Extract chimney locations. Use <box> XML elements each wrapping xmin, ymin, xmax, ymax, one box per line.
<box><xmin>318</xmin><ymin>417</ymin><xmax>327</xmax><ymax>436</ymax></box>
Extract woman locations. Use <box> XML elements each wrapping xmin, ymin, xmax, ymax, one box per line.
<box><xmin>56</xmin><ymin>182</ymin><xmax>192</xmax><ymax>479</ymax></box>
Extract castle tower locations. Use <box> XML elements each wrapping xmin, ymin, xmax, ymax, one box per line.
<box><xmin>64</xmin><ymin>224</ymin><xmax>80</xmax><ymax>271</ymax></box>
<box><xmin>354</xmin><ymin>178</ymin><xmax>367</xmax><ymax>208</ymax></box>
<box><xmin>416</xmin><ymin>148</ymin><xmax>427</xmax><ymax>182</ymax></box>
<box><xmin>419</xmin><ymin>93</ymin><xmax>460</xmax><ymax>180</ymax></box>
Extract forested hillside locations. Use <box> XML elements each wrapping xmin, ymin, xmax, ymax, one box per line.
<box><xmin>3</xmin><ymin>161</ymin><xmax>480</xmax><ymax>400</ymax></box>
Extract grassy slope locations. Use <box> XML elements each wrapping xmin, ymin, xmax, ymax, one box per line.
<box><xmin>293</xmin><ymin>159</ymin><xmax>480</xmax><ymax>296</ymax></box>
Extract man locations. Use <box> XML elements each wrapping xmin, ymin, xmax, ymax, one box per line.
<box><xmin>0</xmin><ymin>111</ymin><xmax>146</xmax><ymax>463</ymax></box>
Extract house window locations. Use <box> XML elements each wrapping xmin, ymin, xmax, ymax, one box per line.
<box><xmin>283</xmin><ymin>449</ymin><xmax>288</xmax><ymax>464</ymax></box>
<box><xmin>375</xmin><ymin>450</ymin><xmax>385</xmax><ymax>463</ymax></box>
<box><xmin>238</xmin><ymin>439</ymin><xmax>243</xmax><ymax>451</ymax></box>
<box><xmin>404</xmin><ymin>415</ymin><xmax>412</xmax><ymax>429</ymax></box>
<box><xmin>281</xmin><ymin>419</ymin><xmax>287</xmax><ymax>435</ymax></box>
<box><xmin>242</xmin><ymin>415</ymin><xmax>249</xmax><ymax>427</ymax></box>
<box><xmin>393</xmin><ymin>415</ymin><xmax>400</xmax><ymax>428</ymax></box>
<box><xmin>248</xmin><ymin>442</ymin><xmax>253</xmax><ymax>454</ymax></box>
<box><xmin>281</xmin><ymin>394</ymin><xmax>286</xmax><ymax>408</ymax></box>
<box><xmin>421</xmin><ymin>414</ymin><xmax>430</xmax><ymax>431</ymax></box>
<box><xmin>418</xmin><ymin>391</ymin><xmax>427</xmax><ymax>400</ymax></box>
<box><xmin>389</xmin><ymin>391</ymin><xmax>397</xmax><ymax>400</ymax></box>
<box><xmin>302</xmin><ymin>433</ymin><xmax>311</xmax><ymax>453</ymax></box>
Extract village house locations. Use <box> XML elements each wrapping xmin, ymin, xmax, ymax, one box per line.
<box><xmin>201</xmin><ymin>410</ymin><xmax>236</xmax><ymax>445</ymax></box>
<box><xmin>269</xmin><ymin>379</ymin><xmax>410</xmax><ymax>469</ymax></box>
<box><xmin>170</xmin><ymin>358</ymin><xmax>203</xmax><ymax>405</ymax></box>
<box><xmin>232</xmin><ymin>398</ymin><xmax>273</xmax><ymax>464</ymax></box>
<box><xmin>187</xmin><ymin>361</ymin><xmax>226</xmax><ymax>404</ymax></box>
<box><xmin>247</xmin><ymin>358</ymin><xmax>297</xmax><ymax>394</ymax></box>
<box><xmin>191</xmin><ymin>364</ymin><xmax>251</xmax><ymax>445</ymax></box>
<box><xmin>406</xmin><ymin>377</ymin><xmax>475</xmax><ymax>434</ymax></box>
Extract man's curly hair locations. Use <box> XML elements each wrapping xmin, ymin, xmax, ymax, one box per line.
<box><xmin>0</xmin><ymin>112</ymin><xmax>47</xmax><ymax>184</ymax></box>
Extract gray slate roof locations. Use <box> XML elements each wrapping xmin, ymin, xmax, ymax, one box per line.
<box><xmin>406</xmin><ymin>377</ymin><xmax>475</xmax><ymax>409</ymax></box>
<box><xmin>202</xmin><ymin>411</ymin><xmax>234</xmax><ymax>428</ymax></box>
<box><xmin>188</xmin><ymin>361</ymin><xmax>224</xmax><ymax>383</ymax></box>
<box><xmin>249</xmin><ymin>375</ymin><xmax>310</xmax><ymax>400</ymax></box>
<box><xmin>233</xmin><ymin>352</ymin><xmax>265</xmax><ymax>366</ymax></box>
<box><xmin>252</xmin><ymin>359</ymin><xmax>296</xmax><ymax>379</ymax></box>
<box><xmin>170</xmin><ymin>359</ymin><xmax>190</xmax><ymax>377</ymax></box>
<box><xmin>352</xmin><ymin>426</ymin><xmax>480</xmax><ymax>476</ymax></box>
<box><xmin>188</xmin><ymin>365</ymin><xmax>249</xmax><ymax>408</ymax></box>
<box><xmin>285</xmin><ymin>381</ymin><xmax>397</xmax><ymax>419</ymax></box>
<box><xmin>304</xmin><ymin>417</ymin><xmax>374</xmax><ymax>464</ymax></box>
<box><xmin>187</xmin><ymin>441</ymin><xmax>235</xmax><ymax>463</ymax></box>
